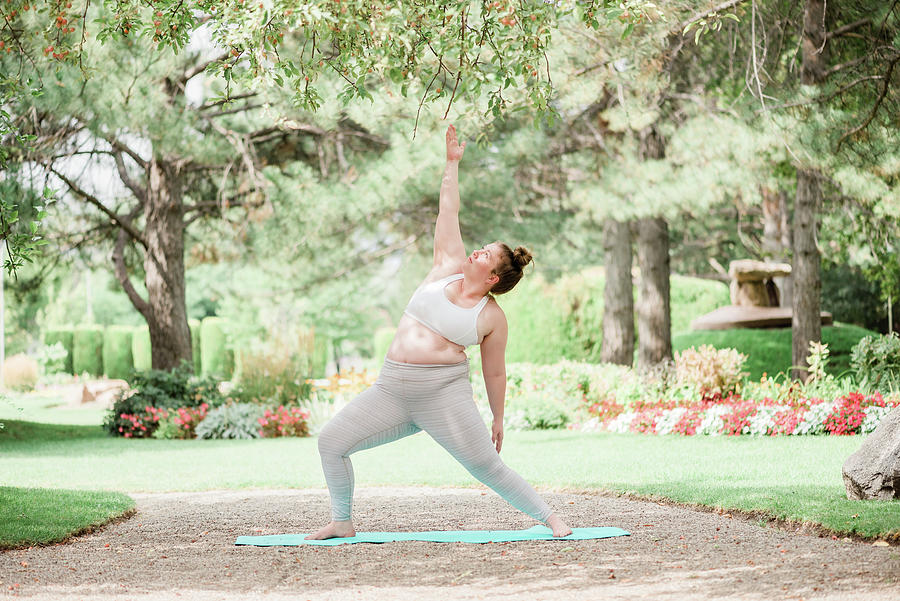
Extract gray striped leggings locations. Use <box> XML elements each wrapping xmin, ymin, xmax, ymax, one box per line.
<box><xmin>317</xmin><ymin>358</ymin><xmax>554</xmax><ymax>523</ymax></box>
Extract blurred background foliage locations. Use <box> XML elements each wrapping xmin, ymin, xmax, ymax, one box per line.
<box><xmin>0</xmin><ymin>0</ymin><xmax>897</xmax><ymax>380</ymax></box>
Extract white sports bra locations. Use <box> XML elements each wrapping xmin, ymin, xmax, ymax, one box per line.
<box><xmin>403</xmin><ymin>274</ymin><xmax>489</xmax><ymax>347</ymax></box>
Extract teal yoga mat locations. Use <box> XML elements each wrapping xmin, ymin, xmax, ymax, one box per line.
<box><xmin>235</xmin><ymin>525</ymin><xmax>630</xmax><ymax>547</ymax></box>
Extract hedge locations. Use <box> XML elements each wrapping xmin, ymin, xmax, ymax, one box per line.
<box><xmin>189</xmin><ymin>319</ymin><xmax>202</xmax><ymax>374</ymax></box>
<box><xmin>72</xmin><ymin>325</ymin><xmax>104</xmax><ymax>377</ymax></box>
<box><xmin>132</xmin><ymin>326</ymin><xmax>152</xmax><ymax>371</ymax></box>
<box><xmin>200</xmin><ymin>317</ymin><xmax>228</xmax><ymax>377</ymax></box>
<box><xmin>43</xmin><ymin>327</ymin><xmax>74</xmax><ymax>374</ymax></box>
<box><xmin>102</xmin><ymin>326</ymin><xmax>134</xmax><ymax>380</ymax></box>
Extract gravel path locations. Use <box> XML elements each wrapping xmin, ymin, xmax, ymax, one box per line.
<box><xmin>1</xmin><ymin>487</ymin><xmax>898</xmax><ymax>601</ymax></box>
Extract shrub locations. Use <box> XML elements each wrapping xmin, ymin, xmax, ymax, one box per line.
<box><xmin>522</xmin><ymin>398</ymin><xmax>570</xmax><ymax>430</ymax></box>
<box><xmin>850</xmin><ymin>333</ymin><xmax>900</xmax><ymax>392</ymax></box>
<box><xmin>34</xmin><ymin>342</ymin><xmax>68</xmax><ymax>375</ymax></box>
<box><xmin>200</xmin><ymin>317</ymin><xmax>228</xmax><ymax>377</ymax></box>
<box><xmin>675</xmin><ymin>345</ymin><xmax>747</xmax><ymax>399</ymax></box>
<box><xmin>103</xmin><ymin>362</ymin><xmax>223</xmax><ymax>437</ymax></box>
<box><xmin>132</xmin><ymin>326</ymin><xmax>152</xmax><ymax>371</ymax></box>
<box><xmin>102</xmin><ymin>326</ymin><xmax>134</xmax><ymax>380</ymax></box>
<box><xmin>258</xmin><ymin>405</ymin><xmax>311</xmax><ymax>437</ymax></box>
<box><xmin>116</xmin><ymin>405</ymin><xmax>168</xmax><ymax>438</ymax></box>
<box><xmin>43</xmin><ymin>327</ymin><xmax>74</xmax><ymax>374</ymax></box>
<box><xmin>195</xmin><ymin>403</ymin><xmax>265</xmax><ymax>439</ymax></box>
<box><xmin>189</xmin><ymin>319</ymin><xmax>202</xmax><ymax>374</ymax></box>
<box><xmin>73</xmin><ymin>325</ymin><xmax>104</xmax><ymax>376</ymax></box>
<box><xmin>1</xmin><ymin>354</ymin><xmax>39</xmax><ymax>391</ymax></box>
<box><xmin>231</xmin><ymin>344</ymin><xmax>314</xmax><ymax>406</ymax></box>
<box><xmin>152</xmin><ymin>404</ymin><xmax>209</xmax><ymax>439</ymax></box>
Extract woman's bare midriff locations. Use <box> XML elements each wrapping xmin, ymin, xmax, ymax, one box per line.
<box><xmin>385</xmin><ymin>314</ymin><xmax>469</xmax><ymax>365</ymax></box>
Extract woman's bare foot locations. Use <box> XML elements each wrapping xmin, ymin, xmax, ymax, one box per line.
<box><xmin>546</xmin><ymin>513</ymin><xmax>572</xmax><ymax>538</ymax></box>
<box><xmin>304</xmin><ymin>520</ymin><xmax>356</xmax><ymax>540</ymax></box>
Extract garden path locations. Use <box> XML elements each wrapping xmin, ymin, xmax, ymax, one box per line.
<box><xmin>1</xmin><ymin>487</ymin><xmax>897</xmax><ymax>600</ymax></box>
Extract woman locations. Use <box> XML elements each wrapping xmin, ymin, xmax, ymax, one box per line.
<box><xmin>306</xmin><ymin>125</ymin><xmax>572</xmax><ymax>540</ymax></box>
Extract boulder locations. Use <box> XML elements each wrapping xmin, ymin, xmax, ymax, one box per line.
<box><xmin>77</xmin><ymin>379</ymin><xmax>130</xmax><ymax>408</ymax></box>
<box><xmin>842</xmin><ymin>407</ymin><xmax>900</xmax><ymax>500</ymax></box>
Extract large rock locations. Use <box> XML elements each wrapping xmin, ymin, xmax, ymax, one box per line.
<box><xmin>842</xmin><ymin>407</ymin><xmax>900</xmax><ymax>500</ymax></box>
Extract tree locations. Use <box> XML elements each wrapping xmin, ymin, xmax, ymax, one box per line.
<box><xmin>635</xmin><ymin>125</ymin><xmax>671</xmax><ymax>368</ymax></box>
<box><xmin>600</xmin><ymin>218</ymin><xmax>633</xmax><ymax>365</ymax></box>
<box><xmin>8</xmin><ymin>38</ymin><xmax>388</xmax><ymax>370</ymax></box>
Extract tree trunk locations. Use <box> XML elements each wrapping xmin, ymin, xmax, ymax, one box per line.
<box><xmin>144</xmin><ymin>156</ymin><xmax>192</xmax><ymax>371</ymax></box>
<box><xmin>801</xmin><ymin>0</ymin><xmax>827</xmax><ymax>85</ymax></box>
<box><xmin>791</xmin><ymin>0</ymin><xmax>827</xmax><ymax>380</ymax></box>
<box><xmin>636</xmin><ymin>125</ymin><xmax>671</xmax><ymax>369</ymax></box>
<box><xmin>761</xmin><ymin>186</ymin><xmax>792</xmax><ymax>307</ymax></box>
<box><xmin>601</xmin><ymin>218</ymin><xmax>634</xmax><ymax>366</ymax></box>
<box><xmin>791</xmin><ymin>169</ymin><xmax>822</xmax><ymax>381</ymax></box>
<box><xmin>637</xmin><ymin>217</ymin><xmax>672</xmax><ymax>369</ymax></box>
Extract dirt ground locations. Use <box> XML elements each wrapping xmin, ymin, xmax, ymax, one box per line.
<box><xmin>1</xmin><ymin>487</ymin><xmax>898</xmax><ymax>601</ymax></box>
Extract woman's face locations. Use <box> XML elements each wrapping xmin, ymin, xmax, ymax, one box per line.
<box><xmin>466</xmin><ymin>242</ymin><xmax>502</xmax><ymax>281</ymax></box>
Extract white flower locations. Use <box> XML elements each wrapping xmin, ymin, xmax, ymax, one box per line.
<box><xmin>792</xmin><ymin>400</ymin><xmax>837</xmax><ymax>436</ymax></box>
<box><xmin>655</xmin><ymin>407</ymin><xmax>687</xmax><ymax>435</ymax></box>
<box><xmin>747</xmin><ymin>406</ymin><xmax>778</xmax><ymax>436</ymax></box>
<box><xmin>861</xmin><ymin>405</ymin><xmax>894</xmax><ymax>434</ymax></box>
<box><xmin>607</xmin><ymin>411</ymin><xmax>635</xmax><ymax>434</ymax></box>
<box><xmin>697</xmin><ymin>405</ymin><xmax>732</xmax><ymax>436</ymax></box>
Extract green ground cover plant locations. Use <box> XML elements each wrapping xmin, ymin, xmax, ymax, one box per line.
<box><xmin>1</xmin><ymin>410</ymin><xmax>897</xmax><ymax>545</ymax></box>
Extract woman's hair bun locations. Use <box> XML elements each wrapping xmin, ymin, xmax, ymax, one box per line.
<box><xmin>512</xmin><ymin>246</ymin><xmax>533</xmax><ymax>269</ymax></box>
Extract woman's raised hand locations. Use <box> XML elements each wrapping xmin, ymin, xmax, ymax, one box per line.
<box><xmin>446</xmin><ymin>124</ymin><xmax>466</xmax><ymax>162</ymax></box>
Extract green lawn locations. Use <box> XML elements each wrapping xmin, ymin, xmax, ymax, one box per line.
<box><xmin>0</xmin><ymin>487</ymin><xmax>135</xmax><ymax>549</ymax></box>
<box><xmin>2</xmin><ymin>414</ymin><xmax>898</xmax><ymax>544</ymax></box>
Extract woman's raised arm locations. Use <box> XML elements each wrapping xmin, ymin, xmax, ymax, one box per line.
<box><xmin>432</xmin><ymin>125</ymin><xmax>467</xmax><ymax>269</ymax></box>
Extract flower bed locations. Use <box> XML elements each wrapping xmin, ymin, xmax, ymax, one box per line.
<box><xmin>577</xmin><ymin>392</ymin><xmax>899</xmax><ymax>436</ymax></box>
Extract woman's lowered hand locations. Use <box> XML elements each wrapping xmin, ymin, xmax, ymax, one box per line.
<box><xmin>491</xmin><ymin>418</ymin><xmax>504</xmax><ymax>453</ymax></box>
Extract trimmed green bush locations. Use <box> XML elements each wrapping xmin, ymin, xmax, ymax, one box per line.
<box><xmin>200</xmin><ymin>317</ymin><xmax>228</xmax><ymax>377</ymax></box>
<box><xmin>189</xmin><ymin>319</ymin><xmax>201</xmax><ymax>374</ymax></box>
<box><xmin>43</xmin><ymin>327</ymin><xmax>74</xmax><ymax>374</ymax></box>
<box><xmin>132</xmin><ymin>326</ymin><xmax>151</xmax><ymax>371</ymax></box>
<box><xmin>72</xmin><ymin>325</ymin><xmax>104</xmax><ymax>377</ymax></box>
<box><xmin>102</xmin><ymin>326</ymin><xmax>134</xmax><ymax>380</ymax></box>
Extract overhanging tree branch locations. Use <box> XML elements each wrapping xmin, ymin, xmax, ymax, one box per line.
<box><xmin>837</xmin><ymin>52</ymin><xmax>900</xmax><ymax>149</ymax></box>
<box><xmin>48</xmin><ymin>165</ymin><xmax>148</xmax><ymax>249</ymax></box>
<box><xmin>826</xmin><ymin>18</ymin><xmax>871</xmax><ymax>41</ymax></box>
<box><xmin>112</xmin><ymin>214</ymin><xmax>152</xmax><ymax>321</ymax></box>
<box><xmin>113</xmin><ymin>151</ymin><xmax>147</xmax><ymax>204</ymax></box>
